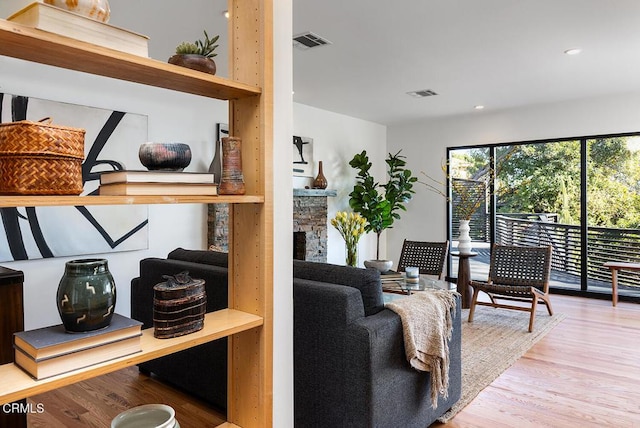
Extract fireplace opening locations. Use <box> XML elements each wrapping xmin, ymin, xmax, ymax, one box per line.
<box><xmin>293</xmin><ymin>231</ymin><xmax>307</xmax><ymax>260</ymax></box>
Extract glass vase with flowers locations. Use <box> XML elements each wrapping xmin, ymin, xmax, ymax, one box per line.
<box><xmin>331</xmin><ymin>211</ymin><xmax>367</xmax><ymax>267</ymax></box>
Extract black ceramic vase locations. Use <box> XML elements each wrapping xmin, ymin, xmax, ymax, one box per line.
<box><xmin>138</xmin><ymin>142</ymin><xmax>192</xmax><ymax>171</ymax></box>
<box><xmin>57</xmin><ymin>259</ymin><xmax>116</xmax><ymax>332</ymax></box>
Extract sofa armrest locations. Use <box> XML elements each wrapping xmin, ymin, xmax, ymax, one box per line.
<box><xmin>293</xmin><ymin>278</ymin><xmax>366</xmax><ymax>427</ymax></box>
<box><xmin>344</xmin><ymin>295</ymin><xmax>462</xmax><ymax>428</ymax></box>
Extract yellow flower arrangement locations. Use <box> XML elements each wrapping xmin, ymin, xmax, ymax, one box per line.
<box><xmin>331</xmin><ymin>211</ymin><xmax>367</xmax><ymax>266</ymax></box>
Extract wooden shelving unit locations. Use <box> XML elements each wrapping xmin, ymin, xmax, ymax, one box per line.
<box><xmin>0</xmin><ymin>1</ymin><xmax>274</xmax><ymax>426</ymax></box>
<box><xmin>0</xmin><ymin>309</ymin><xmax>263</xmax><ymax>404</ymax></box>
<box><xmin>0</xmin><ymin>20</ymin><xmax>261</xmax><ymax>100</ymax></box>
<box><xmin>0</xmin><ymin>194</ymin><xmax>264</xmax><ymax>207</ymax></box>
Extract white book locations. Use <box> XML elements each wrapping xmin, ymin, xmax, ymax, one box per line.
<box><xmin>99</xmin><ymin>182</ymin><xmax>218</xmax><ymax>196</ymax></box>
<box><xmin>100</xmin><ymin>170</ymin><xmax>215</xmax><ymax>185</ymax></box>
<box><xmin>7</xmin><ymin>2</ymin><xmax>149</xmax><ymax>57</ymax></box>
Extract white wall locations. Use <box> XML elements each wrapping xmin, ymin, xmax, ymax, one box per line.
<box><xmin>386</xmin><ymin>91</ymin><xmax>640</xmax><ymax>263</ymax></box>
<box><xmin>0</xmin><ymin>55</ymin><xmax>226</xmax><ymax>330</ymax></box>
<box><xmin>273</xmin><ymin>0</ymin><xmax>294</xmax><ymax>426</ymax></box>
<box><xmin>293</xmin><ymin>103</ymin><xmax>388</xmax><ymax>265</ymax></box>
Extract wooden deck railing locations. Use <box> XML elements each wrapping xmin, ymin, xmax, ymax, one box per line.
<box><xmin>494</xmin><ymin>215</ymin><xmax>640</xmax><ymax>289</ymax></box>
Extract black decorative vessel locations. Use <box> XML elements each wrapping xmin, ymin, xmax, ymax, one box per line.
<box><xmin>57</xmin><ymin>258</ymin><xmax>116</xmax><ymax>332</ymax></box>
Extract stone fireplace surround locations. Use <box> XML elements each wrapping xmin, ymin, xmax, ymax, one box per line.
<box><xmin>292</xmin><ymin>188</ymin><xmax>337</xmax><ymax>262</ymax></box>
<box><xmin>208</xmin><ymin>188</ymin><xmax>336</xmax><ymax>262</ymax></box>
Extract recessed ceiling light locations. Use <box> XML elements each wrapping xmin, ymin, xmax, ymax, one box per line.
<box><xmin>564</xmin><ymin>48</ymin><xmax>582</xmax><ymax>55</ymax></box>
<box><xmin>474</xmin><ymin>105</ymin><xmax>485</xmax><ymax>110</ymax></box>
<box><xmin>223</xmin><ymin>10</ymin><xmax>230</xmax><ymax>19</ymax></box>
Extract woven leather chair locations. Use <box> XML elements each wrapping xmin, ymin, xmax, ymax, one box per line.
<box><xmin>397</xmin><ymin>240</ymin><xmax>449</xmax><ymax>279</ymax></box>
<box><xmin>468</xmin><ymin>244</ymin><xmax>553</xmax><ymax>332</ymax></box>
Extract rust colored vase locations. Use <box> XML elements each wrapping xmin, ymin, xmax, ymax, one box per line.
<box><xmin>312</xmin><ymin>160</ymin><xmax>328</xmax><ymax>189</ymax></box>
<box><xmin>219</xmin><ymin>136</ymin><xmax>245</xmax><ymax>195</ymax></box>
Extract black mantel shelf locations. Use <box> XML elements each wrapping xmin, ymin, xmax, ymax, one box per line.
<box><xmin>293</xmin><ymin>189</ymin><xmax>338</xmax><ymax>197</ymax></box>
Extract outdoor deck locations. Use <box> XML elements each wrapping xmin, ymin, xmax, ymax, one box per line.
<box><xmin>451</xmin><ymin>242</ymin><xmax>640</xmax><ymax>301</ymax></box>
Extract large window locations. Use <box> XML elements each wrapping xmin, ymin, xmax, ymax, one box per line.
<box><xmin>447</xmin><ymin>134</ymin><xmax>640</xmax><ymax>302</ymax></box>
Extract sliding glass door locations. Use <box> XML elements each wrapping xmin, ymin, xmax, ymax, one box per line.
<box><xmin>447</xmin><ymin>133</ymin><xmax>640</xmax><ymax>302</ymax></box>
<box><xmin>494</xmin><ymin>140</ymin><xmax>582</xmax><ymax>291</ymax></box>
<box><xmin>586</xmin><ymin>137</ymin><xmax>640</xmax><ymax>298</ymax></box>
<box><xmin>447</xmin><ymin>147</ymin><xmax>490</xmax><ymax>281</ymax></box>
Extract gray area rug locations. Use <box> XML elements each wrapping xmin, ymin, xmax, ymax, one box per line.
<box><xmin>437</xmin><ymin>308</ymin><xmax>566</xmax><ymax>423</ymax></box>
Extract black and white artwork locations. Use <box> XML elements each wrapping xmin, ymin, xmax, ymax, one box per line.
<box><xmin>0</xmin><ymin>93</ymin><xmax>149</xmax><ymax>262</ymax></box>
<box><xmin>293</xmin><ymin>135</ymin><xmax>313</xmax><ymax>177</ymax></box>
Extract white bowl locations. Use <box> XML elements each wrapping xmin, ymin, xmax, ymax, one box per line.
<box><xmin>364</xmin><ymin>259</ymin><xmax>394</xmax><ymax>272</ymax></box>
<box><xmin>111</xmin><ymin>404</ymin><xmax>177</xmax><ymax>428</ymax></box>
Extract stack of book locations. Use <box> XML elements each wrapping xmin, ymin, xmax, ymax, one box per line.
<box><xmin>98</xmin><ymin>170</ymin><xmax>217</xmax><ymax>196</ymax></box>
<box><xmin>380</xmin><ymin>271</ymin><xmax>406</xmax><ymax>294</ymax></box>
<box><xmin>7</xmin><ymin>2</ymin><xmax>149</xmax><ymax>57</ymax></box>
<box><xmin>380</xmin><ymin>270</ymin><xmax>404</xmax><ymax>283</ymax></box>
<box><xmin>13</xmin><ymin>313</ymin><xmax>142</xmax><ymax>380</ymax></box>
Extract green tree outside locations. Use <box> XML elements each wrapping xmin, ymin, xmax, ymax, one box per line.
<box><xmin>451</xmin><ymin>136</ymin><xmax>640</xmax><ymax>228</ymax></box>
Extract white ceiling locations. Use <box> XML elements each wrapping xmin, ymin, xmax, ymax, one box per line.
<box><xmin>292</xmin><ymin>0</ymin><xmax>640</xmax><ymax>125</ymax></box>
<box><xmin>3</xmin><ymin>1</ymin><xmax>640</xmax><ymax>127</ymax></box>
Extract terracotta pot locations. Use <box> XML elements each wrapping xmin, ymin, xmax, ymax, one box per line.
<box><xmin>219</xmin><ymin>136</ymin><xmax>245</xmax><ymax>195</ymax></box>
<box><xmin>44</xmin><ymin>0</ymin><xmax>111</xmax><ymax>22</ymax></box>
<box><xmin>168</xmin><ymin>54</ymin><xmax>217</xmax><ymax>75</ymax></box>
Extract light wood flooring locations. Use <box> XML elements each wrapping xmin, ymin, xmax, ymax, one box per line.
<box><xmin>436</xmin><ymin>294</ymin><xmax>640</xmax><ymax>428</ymax></box>
<box><xmin>27</xmin><ymin>295</ymin><xmax>640</xmax><ymax>427</ymax></box>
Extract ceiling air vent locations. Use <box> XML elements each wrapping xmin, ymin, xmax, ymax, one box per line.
<box><xmin>407</xmin><ymin>89</ymin><xmax>438</xmax><ymax>98</ymax></box>
<box><xmin>293</xmin><ymin>32</ymin><xmax>332</xmax><ymax>50</ymax></box>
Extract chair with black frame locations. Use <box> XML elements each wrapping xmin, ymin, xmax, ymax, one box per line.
<box><xmin>397</xmin><ymin>239</ymin><xmax>449</xmax><ymax>279</ymax></box>
<box><xmin>468</xmin><ymin>244</ymin><xmax>554</xmax><ymax>332</ymax></box>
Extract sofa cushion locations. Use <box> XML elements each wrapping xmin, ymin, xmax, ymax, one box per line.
<box><xmin>293</xmin><ymin>260</ymin><xmax>384</xmax><ymax>316</ymax></box>
<box><xmin>168</xmin><ymin>247</ymin><xmax>228</xmax><ymax>268</ymax></box>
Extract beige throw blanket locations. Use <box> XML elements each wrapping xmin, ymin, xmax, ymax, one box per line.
<box><xmin>386</xmin><ymin>290</ymin><xmax>458</xmax><ymax>408</ymax></box>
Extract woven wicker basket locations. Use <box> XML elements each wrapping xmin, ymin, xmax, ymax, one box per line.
<box><xmin>0</xmin><ymin>118</ymin><xmax>85</xmax><ymax>195</ymax></box>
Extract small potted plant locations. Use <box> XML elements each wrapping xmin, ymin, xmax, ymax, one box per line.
<box><xmin>168</xmin><ymin>30</ymin><xmax>220</xmax><ymax>75</ymax></box>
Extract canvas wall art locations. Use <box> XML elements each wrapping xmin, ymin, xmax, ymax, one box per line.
<box><xmin>0</xmin><ymin>92</ymin><xmax>149</xmax><ymax>261</ymax></box>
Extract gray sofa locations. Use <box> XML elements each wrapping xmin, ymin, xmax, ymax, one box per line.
<box><xmin>293</xmin><ymin>260</ymin><xmax>462</xmax><ymax>428</ymax></box>
<box><xmin>130</xmin><ymin>250</ymin><xmax>461</xmax><ymax>426</ymax></box>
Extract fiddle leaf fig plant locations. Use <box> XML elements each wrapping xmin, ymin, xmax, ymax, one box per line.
<box><xmin>349</xmin><ymin>150</ymin><xmax>417</xmax><ymax>260</ymax></box>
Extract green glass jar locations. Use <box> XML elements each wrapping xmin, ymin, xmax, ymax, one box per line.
<box><xmin>57</xmin><ymin>258</ymin><xmax>116</xmax><ymax>332</ymax></box>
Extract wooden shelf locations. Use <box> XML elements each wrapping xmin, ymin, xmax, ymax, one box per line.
<box><xmin>0</xmin><ymin>194</ymin><xmax>264</xmax><ymax>207</ymax></box>
<box><xmin>0</xmin><ymin>19</ymin><xmax>261</xmax><ymax>101</ymax></box>
<box><xmin>1</xmin><ymin>1</ymin><xmax>273</xmax><ymax>425</ymax></box>
<box><xmin>0</xmin><ymin>309</ymin><xmax>263</xmax><ymax>405</ymax></box>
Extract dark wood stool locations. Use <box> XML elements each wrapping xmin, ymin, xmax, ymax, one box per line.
<box><xmin>452</xmin><ymin>252</ymin><xmax>477</xmax><ymax>309</ymax></box>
